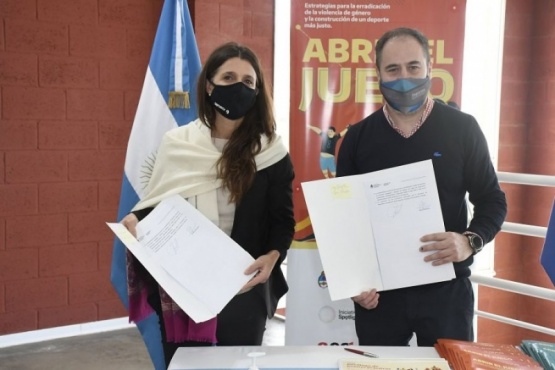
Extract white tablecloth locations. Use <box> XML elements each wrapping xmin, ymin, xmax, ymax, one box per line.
<box><xmin>168</xmin><ymin>345</ymin><xmax>439</xmax><ymax>369</ymax></box>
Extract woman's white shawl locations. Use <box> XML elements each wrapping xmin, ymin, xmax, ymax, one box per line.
<box><xmin>132</xmin><ymin>119</ymin><xmax>288</xmax><ymax>228</ymax></box>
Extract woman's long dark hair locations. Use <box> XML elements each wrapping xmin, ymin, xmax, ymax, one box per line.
<box><xmin>197</xmin><ymin>42</ymin><xmax>276</xmax><ymax>203</ymax></box>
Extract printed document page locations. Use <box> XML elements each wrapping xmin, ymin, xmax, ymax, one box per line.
<box><xmin>108</xmin><ymin>222</ymin><xmax>214</xmax><ymax>322</ymax></box>
<box><xmin>108</xmin><ymin>194</ymin><xmax>255</xmax><ymax>322</ymax></box>
<box><xmin>302</xmin><ymin>174</ymin><xmax>383</xmax><ymax>301</ymax></box>
<box><xmin>364</xmin><ymin>160</ymin><xmax>455</xmax><ymax>290</ymax></box>
<box><xmin>338</xmin><ymin>357</ymin><xmax>450</xmax><ymax>370</ymax></box>
<box><xmin>302</xmin><ymin>160</ymin><xmax>455</xmax><ymax>301</ymax></box>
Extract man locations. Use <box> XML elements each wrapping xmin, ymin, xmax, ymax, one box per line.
<box><xmin>308</xmin><ymin>125</ymin><xmax>349</xmax><ymax>178</ymax></box>
<box><xmin>336</xmin><ymin>27</ymin><xmax>507</xmax><ymax>346</ymax></box>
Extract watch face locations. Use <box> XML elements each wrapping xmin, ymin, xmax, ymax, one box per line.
<box><xmin>470</xmin><ymin>235</ymin><xmax>483</xmax><ymax>251</ymax></box>
<box><xmin>465</xmin><ymin>233</ymin><xmax>483</xmax><ymax>255</ymax></box>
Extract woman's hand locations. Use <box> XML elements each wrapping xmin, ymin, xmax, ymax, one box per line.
<box><xmin>238</xmin><ymin>250</ymin><xmax>280</xmax><ymax>294</ymax></box>
<box><xmin>121</xmin><ymin>213</ymin><xmax>139</xmax><ymax>238</ymax></box>
<box><xmin>352</xmin><ymin>289</ymin><xmax>380</xmax><ymax>310</ymax></box>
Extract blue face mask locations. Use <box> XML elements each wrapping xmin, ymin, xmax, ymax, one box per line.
<box><xmin>379</xmin><ymin>77</ymin><xmax>431</xmax><ymax>114</ymax></box>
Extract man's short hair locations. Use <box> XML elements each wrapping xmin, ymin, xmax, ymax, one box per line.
<box><xmin>328</xmin><ymin>126</ymin><xmax>336</xmax><ymax>132</ymax></box>
<box><xmin>375</xmin><ymin>27</ymin><xmax>430</xmax><ymax>70</ymax></box>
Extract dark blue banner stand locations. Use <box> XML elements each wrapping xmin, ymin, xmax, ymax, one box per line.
<box><xmin>540</xmin><ymin>198</ymin><xmax>555</xmax><ymax>286</ymax></box>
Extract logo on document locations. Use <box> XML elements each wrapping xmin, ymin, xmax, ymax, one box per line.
<box><xmin>317</xmin><ymin>271</ymin><xmax>328</xmax><ymax>288</ymax></box>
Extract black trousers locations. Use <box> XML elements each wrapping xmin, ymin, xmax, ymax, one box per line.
<box><xmin>150</xmin><ymin>288</ymin><xmax>267</xmax><ymax>367</ymax></box>
<box><xmin>215</xmin><ymin>288</ymin><xmax>267</xmax><ymax>345</ymax></box>
<box><xmin>354</xmin><ymin>278</ymin><xmax>474</xmax><ymax>346</ymax></box>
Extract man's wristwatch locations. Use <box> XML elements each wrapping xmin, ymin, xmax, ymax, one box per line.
<box><xmin>463</xmin><ymin>231</ymin><xmax>484</xmax><ymax>255</ymax></box>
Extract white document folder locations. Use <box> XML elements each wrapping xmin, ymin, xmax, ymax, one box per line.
<box><xmin>302</xmin><ymin>160</ymin><xmax>455</xmax><ymax>301</ymax></box>
<box><xmin>108</xmin><ymin>194</ymin><xmax>255</xmax><ymax>322</ymax></box>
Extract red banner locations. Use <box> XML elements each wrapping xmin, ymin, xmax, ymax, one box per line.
<box><xmin>290</xmin><ymin>0</ymin><xmax>467</xmax><ymax>240</ymax></box>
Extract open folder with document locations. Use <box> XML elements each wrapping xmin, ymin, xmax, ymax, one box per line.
<box><xmin>302</xmin><ymin>160</ymin><xmax>455</xmax><ymax>301</ymax></box>
<box><xmin>107</xmin><ymin>194</ymin><xmax>255</xmax><ymax>323</ymax></box>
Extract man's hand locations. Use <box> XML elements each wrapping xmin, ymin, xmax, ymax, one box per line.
<box><xmin>121</xmin><ymin>213</ymin><xmax>139</xmax><ymax>238</ymax></box>
<box><xmin>420</xmin><ymin>231</ymin><xmax>473</xmax><ymax>266</ymax></box>
<box><xmin>352</xmin><ymin>289</ymin><xmax>380</xmax><ymax>310</ymax></box>
<box><xmin>238</xmin><ymin>250</ymin><xmax>280</xmax><ymax>294</ymax></box>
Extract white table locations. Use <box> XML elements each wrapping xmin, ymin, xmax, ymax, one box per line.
<box><xmin>168</xmin><ymin>345</ymin><xmax>439</xmax><ymax>369</ymax></box>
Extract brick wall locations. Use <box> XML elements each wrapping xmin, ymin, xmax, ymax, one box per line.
<box><xmin>192</xmin><ymin>0</ymin><xmax>275</xmax><ymax>84</ymax></box>
<box><xmin>514</xmin><ymin>0</ymin><xmax>555</xmax><ymax>343</ymax></box>
<box><xmin>0</xmin><ymin>0</ymin><xmax>275</xmax><ymax>336</ymax></box>
<box><xmin>0</xmin><ymin>0</ymin><xmax>161</xmax><ymax>334</ymax></box>
<box><xmin>479</xmin><ymin>0</ymin><xmax>555</xmax><ymax>344</ymax></box>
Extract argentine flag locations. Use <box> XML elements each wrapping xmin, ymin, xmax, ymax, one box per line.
<box><xmin>110</xmin><ymin>1</ymin><xmax>201</xmax><ymax>368</ymax></box>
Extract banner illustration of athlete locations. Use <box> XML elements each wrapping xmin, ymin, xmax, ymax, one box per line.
<box><xmin>308</xmin><ymin>125</ymin><xmax>350</xmax><ymax>178</ymax></box>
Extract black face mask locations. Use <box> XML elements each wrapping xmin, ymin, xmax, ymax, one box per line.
<box><xmin>208</xmin><ymin>81</ymin><xmax>257</xmax><ymax>120</ymax></box>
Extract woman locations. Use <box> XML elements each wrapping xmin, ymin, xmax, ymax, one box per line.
<box><xmin>122</xmin><ymin>42</ymin><xmax>295</xmax><ymax>366</ymax></box>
